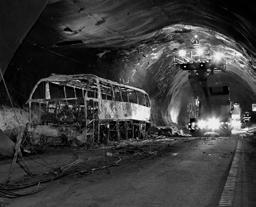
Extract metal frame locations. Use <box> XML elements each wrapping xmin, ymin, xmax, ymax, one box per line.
<box><xmin>26</xmin><ymin>74</ymin><xmax>151</xmax><ymax>147</ymax></box>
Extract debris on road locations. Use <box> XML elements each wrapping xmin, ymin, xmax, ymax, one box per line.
<box><xmin>0</xmin><ymin>132</ymin><xmax>186</xmax><ymax>199</ymax></box>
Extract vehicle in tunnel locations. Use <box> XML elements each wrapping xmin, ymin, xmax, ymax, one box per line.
<box><xmin>187</xmin><ymin>85</ymin><xmax>233</xmax><ymax>136</ymax></box>
<box><xmin>230</xmin><ymin>103</ymin><xmax>242</xmax><ymax>129</ymax></box>
<box><xmin>241</xmin><ymin>111</ymin><xmax>251</xmax><ymax>128</ymax></box>
<box><xmin>25</xmin><ymin>74</ymin><xmax>151</xmax><ymax>148</ymax></box>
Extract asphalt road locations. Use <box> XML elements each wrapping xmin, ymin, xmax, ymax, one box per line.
<box><xmin>233</xmin><ymin>135</ymin><xmax>256</xmax><ymax>207</ymax></box>
<box><xmin>7</xmin><ymin>136</ymin><xmax>237</xmax><ymax>207</ymax></box>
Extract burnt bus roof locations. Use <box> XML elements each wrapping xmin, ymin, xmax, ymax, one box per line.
<box><xmin>35</xmin><ymin>73</ymin><xmax>149</xmax><ymax>95</ymax></box>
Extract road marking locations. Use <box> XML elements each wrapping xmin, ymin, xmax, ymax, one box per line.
<box><xmin>218</xmin><ymin>138</ymin><xmax>241</xmax><ymax>207</ymax></box>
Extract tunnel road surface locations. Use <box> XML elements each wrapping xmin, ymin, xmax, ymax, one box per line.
<box><xmin>8</xmin><ymin>136</ymin><xmax>237</xmax><ymax>207</ymax></box>
<box><xmin>233</xmin><ymin>135</ymin><xmax>256</xmax><ymax>207</ymax></box>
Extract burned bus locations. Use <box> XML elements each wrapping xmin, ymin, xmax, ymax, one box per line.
<box><xmin>26</xmin><ymin>74</ymin><xmax>151</xmax><ymax>147</ymax></box>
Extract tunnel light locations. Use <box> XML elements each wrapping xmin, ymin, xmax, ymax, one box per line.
<box><xmin>197</xmin><ymin>118</ymin><xmax>220</xmax><ymax>130</ymax></box>
<box><xmin>178</xmin><ymin>49</ymin><xmax>187</xmax><ymax>58</ymax></box>
<box><xmin>207</xmin><ymin>117</ymin><xmax>221</xmax><ymax>130</ymax></box>
<box><xmin>196</xmin><ymin>47</ymin><xmax>204</xmax><ymax>56</ymax></box>
<box><xmin>213</xmin><ymin>51</ymin><xmax>225</xmax><ymax>62</ymax></box>
<box><xmin>197</xmin><ymin>120</ymin><xmax>207</xmax><ymax>129</ymax></box>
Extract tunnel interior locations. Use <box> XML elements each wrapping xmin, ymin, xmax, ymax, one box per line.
<box><xmin>1</xmin><ymin>0</ymin><xmax>256</xmax><ymax>128</ymax></box>
<box><xmin>2</xmin><ymin>2</ymin><xmax>256</xmax><ymax>204</ymax></box>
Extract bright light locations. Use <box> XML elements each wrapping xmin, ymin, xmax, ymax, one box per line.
<box><xmin>207</xmin><ymin>117</ymin><xmax>221</xmax><ymax>130</ymax></box>
<box><xmin>213</xmin><ymin>51</ymin><xmax>225</xmax><ymax>62</ymax></box>
<box><xmin>196</xmin><ymin>47</ymin><xmax>204</xmax><ymax>56</ymax></box>
<box><xmin>197</xmin><ymin>117</ymin><xmax>221</xmax><ymax>130</ymax></box>
<box><xmin>198</xmin><ymin>120</ymin><xmax>207</xmax><ymax>129</ymax></box>
<box><xmin>231</xmin><ymin>119</ymin><xmax>241</xmax><ymax>129</ymax></box>
<box><xmin>178</xmin><ymin>49</ymin><xmax>187</xmax><ymax>57</ymax></box>
<box><xmin>231</xmin><ymin>114</ymin><xmax>240</xmax><ymax>120</ymax></box>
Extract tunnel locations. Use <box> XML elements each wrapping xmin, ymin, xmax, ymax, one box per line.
<box><xmin>1</xmin><ymin>0</ymin><xmax>256</xmax><ymax>129</ymax></box>
<box><xmin>1</xmin><ymin>1</ymin><xmax>256</xmax><ymax>205</ymax></box>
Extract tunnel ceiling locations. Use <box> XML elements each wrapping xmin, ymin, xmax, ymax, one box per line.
<box><xmin>3</xmin><ymin>0</ymin><xmax>256</xmax><ymax>124</ymax></box>
<box><xmin>7</xmin><ymin>0</ymin><xmax>256</xmax><ymax>81</ymax></box>
<box><xmin>28</xmin><ymin>0</ymin><xmax>256</xmax><ymax>50</ymax></box>
<box><xmin>11</xmin><ymin>0</ymin><xmax>256</xmax><ymax>61</ymax></box>
<box><xmin>6</xmin><ymin>0</ymin><xmax>256</xmax><ymax>79</ymax></box>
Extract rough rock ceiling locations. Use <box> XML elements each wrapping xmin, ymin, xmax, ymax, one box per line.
<box><xmin>2</xmin><ymin>0</ymin><xmax>256</xmax><ymax>125</ymax></box>
<box><xmin>17</xmin><ymin>0</ymin><xmax>256</xmax><ymax>85</ymax></box>
<box><xmin>39</xmin><ymin>0</ymin><xmax>256</xmax><ymax>52</ymax></box>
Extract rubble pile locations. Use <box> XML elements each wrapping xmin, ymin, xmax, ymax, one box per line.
<box><xmin>150</xmin><ymin>125</ymin><xmax>191</xmax><ymax>139</ymax></box>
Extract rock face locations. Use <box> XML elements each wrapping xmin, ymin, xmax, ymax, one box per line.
<box><xmin>19</xmin><ymin>0</ymin><xmax>256</xmax><ymax>53</ymax></box>
<box><xmin>0</xmin><ymin>106</ymin><xmax>29</xmax><ymax>134</ymax></box>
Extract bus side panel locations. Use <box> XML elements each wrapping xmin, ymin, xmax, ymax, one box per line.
<box><xmin>99</xmin><ymin>100</ymin><xmax>150</xmax><ymax>122</ymax></box>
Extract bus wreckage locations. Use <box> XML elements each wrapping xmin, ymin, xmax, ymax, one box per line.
<box><xmin>26</xmin><ymin>74</ymin><xmax>151</xmax><ymax>148</ymax></box>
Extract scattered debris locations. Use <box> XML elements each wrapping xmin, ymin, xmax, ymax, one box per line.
<box><xmin>106</xmin><ymin>152</ymin><xmax>113</xmax><ymax>157</ymax></box>
<box><xmin>150</xmin><ymin>125</ymin><xmax>191</xmax><ymax>138</ymax></box>
<box><xmin>0</xmin><ymin>128</ymin><xmax>32</xmax><ymax>180</ymax></box>
<box><xmin>0</xmin><ymin>138</ymin><xmax>173</xmax><ymax>198</ymax></box>
<box><xmin>148</xmin><ymin>151</ymin><xmax>158</xmax><ymax>156</ymax></box>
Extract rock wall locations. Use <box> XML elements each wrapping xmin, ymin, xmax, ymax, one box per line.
<box><xmin>0</xmin><ymin>106</ymin><xmax>29</xmax><ymax>138</ymax></box>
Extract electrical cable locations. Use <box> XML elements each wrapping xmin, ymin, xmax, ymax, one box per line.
<box><xmin>0</xmin><ymin>135</ymin><xmax>169</xmax><ymax>198</ymax></box>
<box><xmin>0</xmin><ymin>156</ymin><xmax>122</xmax><ymax>198</ymax></box>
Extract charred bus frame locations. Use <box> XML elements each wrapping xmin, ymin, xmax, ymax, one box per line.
<box><xmin>26</xmin><ymin>74</ymin><xmax>151</xmax><ymax>146</ymax></box>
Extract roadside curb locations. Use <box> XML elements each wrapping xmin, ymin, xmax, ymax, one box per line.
<box><xmin>218</xmin><ymin>138</ymin><xmax>241</xmax><ymax>207</ymax></box>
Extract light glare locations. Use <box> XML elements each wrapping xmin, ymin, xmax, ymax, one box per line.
<box><xmin>207</xmin><ymin>117</ymin><xmax>221</xmax><ymax>130</ymax></box>
<box><xmin>178</xmin><ymin>49</ymin><xmax>186</xmax><ymax>57</ymax></box>
<box><xmin>197</xmin><ymin>117</ymin><xmax>221</xmax><ymax>130</ymax></box>
<box><xmin>231</xmin><ymin>120</ymin><xmax>241</xmax><ymax>129</ymax></box>
<box><xmin>213</xmin><ymin>51</ymin><xmax>224</xmax><ymax>62</ymax></box>
<box><xmin>196</xmin><ymin>47</ymin><xmax>204</xmax><ymax>56</ymax></box>
<box><xmin>198</xmin><ymin>120</ymin><xmax>207</xmax><ymax>129</ymax></box>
